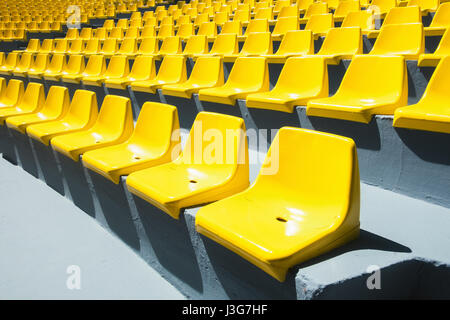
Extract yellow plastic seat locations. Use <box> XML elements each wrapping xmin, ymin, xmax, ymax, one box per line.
<box><xmin>12</xmin><ymin>52</ymin><xmax>34</xmax><ymax>77</ymax></box>
<box><xmin>237</xmin><ymin>19</ymin><xmax>269</xmax><ymax>41</ymax></box>
<box><xmin>333</xmin><ymin>0</ymin><xmax>360</xmax><ymax>22</ymax></box>
<box><xmin>255</xmin><ymin>7</ymin><xmax>273</xmax><ymax>23</ymax></box>
<box><xmin>42</xmin><ymin>54</ymin><xmax>66</xmax><ymax>81</ymax></box>
<box><xmin>157</xmin><ymin>24</ymin><xmax>174</xmax><ymax>40</ymax></box>
<box><xmin>193</xmin><ymin>34</ymin><xmax>238</xmax><ymax>59</ymax></box>
<box><xmin>366</xmin><ymin>6</ymin><xmax>421</xmax><ymax>38</ymax></box>
<box><xmin>82</xmin><ymin>102</ymin><xmax>181</xmax><ymax>184</ymax></box>
<box><xmin>308</xmin><ymin>27</ymin><xmax>362</xmax><ymax>64</ymax></box>
<box><xmin>0</xmin><ymin>52</ymin><xmax>20</xmax><ymax>75</ymax></box>
<box><xmin>307</xmin><ymin>55</ymin><xmax>408</xmax><ymax>123</ymax></box>
<box><xmin>368</xmin><ymin>23</ymin><xmax>424</xmax><ymax>59</ymax></box>
<box><xmin>53</xmin><ymin>39</ymin><xmax>68</xmax><ymax>54</ymax></box>
<box><xmin>0</xmin><ymin>82</ymin><xmax>45</xmax><ymax>125</ymax></box>
<box><xmin>393</xmin><ymin>56</ymin><xmax>450</xmax><ymax>134</ymax></box>
<box><xmin>51</xmin><ymin>95</ymin><xmax>134</xmax><ymax>162</ymax></box>
<box><xmin>65</xmin><ymin>28</ymin><xmax>79</xmax><ymax>40</ymax></box>
<box><xmin>304</xmin><ymin>13</ymin><xmax>334</xmax><ymax>39</ymax></box>
<box><xmin>62</xmin><ymin>55</ymin><xmax>106</xmax><ymax>84</ymax></box>
<box><xmin>273</xmin><ymin>0</ymin><xmax>292</xmax><ymax>14</ymax></box>
<box><xmin>93</xmin><ymin>28</ymin><xmax>108</xmax><ymax>41</ymax></box>
<box><xmin>124</xmin><ymin>27</ymin><xmax>139</xmax><ymax>40</ymax></box>
<box><xmin>116</xmin><ymin>38</ymin><xmax>138</xmax><ymax>57</ymax></box>
<box><xmin>152</xmin><ymin>36</ymin><xmax>183</xmax><ymax>59</ymax></box>
<box><xmin>198</xmin><ymin>21</ymin><xmax>217</xmax><ymax>40</ymax></box>
<box><xmin>193</xmin><ymin>13</ymin><xmax>210</xmax><ymax>28</ymax></box>
<box><xmin>59</xmin><ymin>54</ymin><xmax>85</xmax><ymax>79</ymax></box>
<box><xmin>162</xmin><ymin>56</ymin><xmax>224</xmax><ymax>99</ymax></box>
<box><xmin>418</xmin><ymin>29</ymin><xmax>450</xmax><ymax>67</ymax></box>
<box><xmin>105</xmin><ymin>56</ymin><xmax>156</xmax><ymax>89</ymax></box>
<box><xmin>424</xmin><ymin>3</ymin><xmax>450</xmax><ymax>36</ymax></box>
<box><xmin>135</xmin><ymin>37</ymin><xmax>158</xmax><ymax>56</ymax></box>
<box><xmin>261</xmin><ymin>30</ymin><xmax>314</xmax><ymax>63</ymax></box>
<box><xmin>271</xmin><ymin>16</ymin><xmax>299</xmax><ymax>41</ymax></box>
<box><xmin>83</xmin><ymin>39</ymin><xmax>100</xmax><ymax>56</ymax></box>
<box><xmin>67</xmin><ymin>39</ymin><xmax>84</xmax><ymax>55</ymax></box>
<box><xmin>199</xmin><ymin>57</ymin><xmax>269</xmax><ymax>105</ymax></box>
<box><xmin>176</xmin><ymin>23</ymin><xmax>194</xmax><ymax>40</ymax></box>
<box><xmin>341</xmin><ymin>11</ymin><xmax>375</xmax><ymax>33</ymax></box>
<box><xmin>131</xmin><ymin>55</ymin><xmax>187</xmax><ymax>94</ymax></box>
<box><xmin>12</xmin><ymin>38</ymin><xmax>40</xmax><ymax>54</ymax></box>
<box><xmin>213</xmin><ymin>11</ymin><xmax>229</xmax><ymax>27</ymax></box>
<box><xmin>140</xmin><ymin>26</ymin><xmax>156</xmax><ymax>39</ymax></box>
<box><xmin>26</xmin><ymin>53</ymin><xmax>50</xmax><ymax>79</ymax></box>
<box><xmin>80</xmin><ymin>27</ymin><xmax>93</xmax><ymax>40</ymax></box>
<box><xmin>220</xmin><ymin>21</ymin><xmax>243</xmax><ymax>36</ymax></box>
<box><xmin>233</xmin><ymin>9</ymin><xmax>251</xmax><ymax>25</ymax></box>
<box><xmin>407</xmin><ymin>0</ymin><xmax>439</xmax><ymax>14</ymax></box>
<box><xmin>299</xmin><ymin>2</ymin><xmax>329</xmax><ymax>25</ymax></box>
<box><xmin>175</xmin><ymin>35</ymin><xmax>208</xmax><ymax>57</ymax></box>
<box><xmin>109</xmin><ymin>27</ymin><xmax>124</xmax><ymax>41</ymax></box>
<box><xmin>298</xmin><ymin>0</ymin><xmax>318</xmax><ymax>13</ymax></box>
<box><xmin>195</xmin><ymin>127</ymin><xmax>360</xmax><ymax>282</ymax></box>
<box><xmin>98</xmin><ymin>38</ymin><xmax>119</xmax><ymax>58</ymax></box>
<box><xmin>5</xmin><ymin>86</ymin><xmax>70</xmax><ymax>134</ymax></box>
<box><xmin>0</xmin><ymin>79</ymin><xmax>24</xmax><ymax>108</ymax></box>
<box><xmin>246</xmin><ymin>57</ymin><xmax>328</xmax><ymax>113</ymax></box>
<box><xmin>82</xmin><ymin>55</ymin><xmax>129</xmax><ymax>87</ymax></box>
<box><xmin>126</xmin><ymin>111</ymin><xmax>249</xmax><ymax>219</ymax></box>
<box><xmin>27</xmin><ymin>90</ymin><xmax>98</xmax><ymax>146</ymax></box>
<box><xmin>223</xmin><ymin>32</ymin><xmax>272</xmax><ymax>62</ymax></box>
<box><xmin>367</xmin><ymin>0</ymin><xmax>397</xmax><ymax>18</ymax></box>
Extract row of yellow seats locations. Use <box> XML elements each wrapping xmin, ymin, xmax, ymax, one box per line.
<box><xmin>0</xmin><ymin>29</ymin><xmax>27</xmax><ymax>41</ymax></box>
<box><xmin>0</xmin><ymin>80</ymin><xmax>361</xmax><ymax>282</ymax></box>
<box><xmin>1</xmin><ymin>48</ymin><xmax>448</xmax><ymax>134</ymax></box>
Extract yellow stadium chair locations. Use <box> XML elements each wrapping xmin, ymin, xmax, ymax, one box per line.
<box><xmin>130</xmin><ymin>55</ymin><xmax>187</xmax><ymax>94</ymax></box>
<box><xmin>368</xmin><ymin>23</ymin><xmax>424</xmax><ymax>59</ymax></box>
<box><xmin>305</xmin><ymin>13</ymin><xmax>334</xmax><ymax>38</ymax></box>
<box><xmin>193</xmin><ymin>13</ymin><xmax>210</xmax><ymax>28</ymax></box>
<box><xmin>334</xmin><ymin>0</ymin><xmax>360</xmax><ymax>22</ymax></box>
<box><xmin>195</xmin><ymin>127</ymin><xmax>360</xmax><ymax>282</ymax></box>
<box><xmin>233</xmin><ymin>9</ymin><xmax>251</xmax><ymax>25</ymax></box>
<box><xmin>51</xmin><ymin>95</ymin><xmax>134</xmax><ymax>162</ymax></box>
<box><xmin>83</xmin><ymin>39</ymin><xmax>101</xmax><ymax>57</ymax></box>
<box><xmin>12</xmin><ymin>38</ymin><xmax>40</xmax><ymax>54</ymax></box>
<box><xmin>193</xmin><ymin>34</ymin><xmax>239</xmax><ymax>59</ymax></box>
<box><xmin>0</xmin><ymin>82</ymin><xmax>45</xmax><ymax>125</ymax></box>
<box><xmin>124</xmin><ymin>27</ymin><xmax>139</xmax><ymax>40</ymax></box>
<box><xmin>214</xmin><ymin>11</ymin><xmax>229</xmax><ymax>27</ymax></box>
<box><xmin>299</xmin><ymin>2</ymin><xmax>329</xmax><ymax>24</ymax></box>
<box><xmin>12</xmin><ymin>52</ymin><xmax>34</xmax><ymax>77</ymax></box>
<box><xmin>0</xmin><ymin>79</ymin><xmax>24</xmax><ymax>108</ymax></box>
<box><xmin>220</xmin><ymin>21</ymin><xmax>242</xmax><ymax>36</ymax></box>
<box><xmin>98</xmin><ymin>38</ymin><xmax>119</xmax><ymax>58</ymax></box>
<box><xmin>103</xmin><ymin>19</ymin><xmax>115</xmax><ymax>31</ymax></box>
<box><xmin>157</xmin><ymin>24</ymin><xmax>174</xmax><ymax>40</ymax></box>
<box><xmin>223</xmin><ymin>32</ymin><xmax>272</xmax><ymax>62</ymax></box>
<box><xmin>126</xmin><ymin>111</ymin><xmax>249</xmax><ymax>220</ymax></box>
<box><xmin>0</xmin><ymin>52</ymin><xmax>20</xmax><ymax>75</ymax></box>
<box><xmin>394</xmin><ymin>56</ymin><xmax>450</xmax><ymax>134</ymax></box>
<box><xmin>199</xmin><ymin>57</ymin><xmax>269</xmax><ymax>105</ymax></box>
<box><xmin>43</xmin><ymin>54</ymin><xmax>66</xmax><ymax>81</ymax></box>
<box><xmin>176</xmin><ymin>23</ymin><xmax>194</xmax><ymax>40</ymax></box>
<box><xmin>93</xmin><ymin>28</ymin><xmax>108</xmax><ymax>41</ymax></box>
<box><xmin>261</xmin><ymin>30</ymin><xmax>314</xmax><ymax>63</ymax></box>
<box><xmin>246</xmin><ymin>57</ymin><xmax>328</xmax><ymax>113</ymax></box>
<box><xmin>135</xmin><ymin>37</ymin><xmax>159</xmax><ymax>57</ymax></box>
<box><xmin>65</xmin><ymin>28</ymin><xmax>79</xmax><ymax>40</ymax></box>
<box><xmin>59</xmin><ymin>55</ymin><xmax>85</xmax><ymax>79</ymax></box>
<box><xmin>309</xmin><ymin>27</ymin><xmax>362</xmax><ymax>64</ymax></box>
<box><xmin>237</xmin><ymin>19</ymin><xmax>269</xmax><ymax>41</ymax></box>
<box><xmin>53</xmin><ymin>39</ymin><xmax>69</xmax><ymax>54</ymax></box>
<box><xmin>174</xmin><ymin>35</ymin><xmax>208</xmax><ymax>57</ymax></box>
<box><xmin>140</xmin><ymin>26</ymin><xmax>156</xmax><ymax>39</ymax></box>
<box><xmin>116</xmin><ymin>38</ymin><xmax>138</xmax><ymax>57</ymax></box>
<box><xmin>272</xmin><ymin>16</ymin><xmax>299</xmax><ymax>41</ymax></box>
<box><xmin>5</xmin><ymin>86</ymin><xmax>70</xmax><ymax>134</ymax></box>
<box><xmin>80</xmin><ymin>28</ymin><xmax>93</xmax><ymax>40</ymax></box>
<box><xmin>367</xmin><ymin>0</ymin><xmax>397</xmax><ymax>18</ymax></box>
<box><xmin>109</xmin><ymin>27</ymin><xmax>124</xmax><ymax>41</ymax></box>
<box><xmin>366</xmin><ymin>6</ymin><xmax>421</xmax><ymax>38</ymax></box>
<box><xmin>407</xmin><ymin>0</ymin><xmax>439</xmax><ymax>15</ymax></box>
<box><xmin>152</xmin><ymin>36</ymin><xmax>183</xmax><ymax>59</ymax></box>
<box><xmin>342</xmin><ymin>11</ymin><xmax>375</xmax><ymax>34</ymax></box>
<box><xmin>62</xmin><ymin>55</ymin><xmax>106</xmax><ymax>84</ymax></box>
<box><xmin>424</xmin><ymin>2</ymin><xmax>450</xmax><ymax>36</ymax></box>
<box><xmin>162</xmin><ymin>56</ymin><xmax>224</xmax><ymax>99</ymax></box>
<box><xmin>27</xmin><ymin>90</ymin><xmax>98</xmax><ymax>146</ymax></box>
<box><xmin>307</xmin><ymin>55</ymin><xmax>408</xmax><ymax>123</ymax></box>
<box><xmin>26</xmin><ymin>53</ymin><xmax>50</xmax><ymax>79</ymax></box>
<box><xmin>198</xmin><ymin>21</ymin><xmax>217</xmax><ymax>40</ymax></box>
<box><xmin>82</xmin><ymin>102</ymin><xmax>181</xmax><ymax>184</ymax></box>
<box><xmin>67</xmin><ymin>39</ymin><xmax>84</xmax><ymax>55</ymax></box>
<box><xmin>38</xmin><ymin>39</ymin><xmax>54</xmax><ymax>54</ymax></box>
<box><xmin>418</xmin><ymin>29</ymin><xmax>450</xmax><ymax>67</ymax></box>
<box><xmin>105</xmin><ymin>56</ymin><xmax>156</xmax><ymax>90</ymax></box>
<box><xmin>82</xmin><ymin>55</ymin><xmax>129</xmax><ymax>87</ymax></box>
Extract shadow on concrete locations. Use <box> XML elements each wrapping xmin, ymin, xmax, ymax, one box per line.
<box><xmin>201</xmin><ymin>235</ymin><xmax>298</xmax><ymax>300</ymax></box>
<box><xmin>163</xmin><ymin>95</ymin><xmax>200</xmax><ymax>131</ymax></box>
<box><xmin>133</xmin><ymin>196</ymin><xmax>204</xmax><ymax>294</ymax></box>
<box><xmin>87</xmin><ymin>170</ymin><xmax>141</xmax><ymax>251</ymax></box>
<box><xmin>10</xmin><ymin>129</ymin><xmax>39</xmax><ymax>178</ymax></box>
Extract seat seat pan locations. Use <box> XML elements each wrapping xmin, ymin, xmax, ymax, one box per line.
<box><xmin>199</xmin><ymin>86</ymin><xmax>261</xmax><ymax>105</ymax></box>
<box><xmin>247</xmin><ymin>90</ymin><xmax>319</xmax><ymax>113</ymax></box>
<box><xmin>0</xmin><ymin>107</ymin><xmax>35</xmax><ymax>125</ymax></box>
<box><xmin>418</xmin><ymin>53</ymin><xmax>448</xmax><ymax>67</ymax></box>
<box><xmin>27</xmin><ymin>119</ymin><xmax>87</xmax><ymax>145</ymax></box>
<box><xmin>51</xmin><ymin>129</ymin><xmax>124</xmax><ymax>161</ymax></box>
<box><xmin>131</xmin><ymin>79</ymin><xmax>177</xmax><ymax>93</ymax></box>
<box><xmin>163</xmin><ymin>81</ymin><xmax>215</xmax><ymax>99</ymax></box>
<box><xmin>307</xmin><ymin>94</ymin><xmax>401</xmax><ymax>123</ymax></box>
<box><xmin>82</xmin><ymin>142</ymin><xmax>171</xmax><ymax>184</ymax></box>
<box><xmin>393</xmin><ymin>102</ymin><xmax>450</xmax><ymax>134</ymax></box>
<box><xmin>127</xmin><ymin>162</ymin><xmax>241</xmax><ymax>219</ymax></box>
<box><xmin>5</xmin><ymin>112</ymin><xmax>59</xmax><ymax>133</ymax></box>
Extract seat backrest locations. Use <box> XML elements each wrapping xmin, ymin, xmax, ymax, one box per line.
<box><xmin>184</xmin><ymin>35</ymin><xmax>208</xmax><ymax>55</ymax></box>
<box><xmin>211</xmin><ymin>33</ymin><xmax>239</xmax><ymax>55</ymax></box>
<box><xmin>63</xmin><ymin>54</ymin><xmax>85</xmax><ymax>74</ymax></box>
<box><xmin>198</xmin><ymin>21</ymin><xmax>217</xmax><ymax>37</ymax></box>
<box><xmin>40</xmin><ymin>39</ymin><xmax>54</xmax><ymax>52</ymax></box>
<box><xmin>383</xmin><ymin>6</ymin><xmax>421</xmax><ymax>25</ymax></box>
<box><xmin>118</xmin><ymin>38</ymin><xmax>137</xmax><ymax>53</ymax></box>
<box><xmin>40</xmin><ymin>85</ymin><xmax>70</xmax><ymax>118</ymax></box>
<box><xmin>225</xmin><ymin>57</ymin><xmax>269</xmax><ymax>91</ymax></box>
<box><xmin>80</xmin><ymin>27</ymin><xmax>92</xmax><ymax>39</ymax></box>
<box><xmin>305</xmin><ymin>13</ymin><xmax>334</xmax><ymax>34</ymax></box>
<box><xmin>304</xmin><ymin>2</ymin><xmax>329</xmax><ymax>18</ymax></box>
<box><xmin>66</xmin><ymin>89</ymin><xmax>98</xmax><ymax>127</ymax></box>
<box><xmin>138</xmin><ymin>37</ymin><xmax>158</xmax><ymax>54</ymax></box>
<box><xmin>407</xmin><ymin>0</ymin><xmax>439</xmax><ymax>11</ymax></box>
<box><xmin>435</xmin><ymin>28</ymin><xmax>450</xmax><ymax>54</ymax></box>
<box><xmin>370</xmin><ymin>23</ymin><xmax>424</xmax><ymax>57</ymax></box>
<box><xmin>244</xmin><ymin>19</ymin><xmax>269</xmax><ymax>35</ymax></box>
<box><xmin>3</xmin><ymin>79</ymin><xmax>24</xmax><ymax>105</ymax></box>
<box><xmin>18</xmin><ymin>82</ymin><xmax>45</xmax><ymax>112</ymax></box>
<box><xmin>430</xmin><ymin>2</ymin><xmax>450</xmax><ymax>28</ymax></box>
<box><xmin>47</xmin><ymin>54</ymin><xmax>65</xmax><ymax>72</ymax></box>
<box><xmin>335</xmin><ymin>0</ymin><xmax>360</xmax><ymax>17</ymax></box>
<box><xmin>187</xmin><ymin>56</ymin><xmax>224</xmax><ymax>86</ymax></box>
<box><xmin>177</xmin><ymin>23</ymin><xmax>194</xmax><ymax>37</ymax></box>
<box><xmin>101</xmin><ymin>38</ymin><xmax>118</xmax><ymax>54</ymax></box>
<box><xmin>68</xmin><ymin>39</ymin><xmax>84</xmax><ymax>53</ymax></box>
<box><xmin>221</xmin><ymin>20</ymin><xmax>242</xmax><ymax>35</ymax></box>
<box><xmin>158</xmin><ymin>24</ymin><xmax>174</xmax><ymax>38</ymax></box>
<box><xmin>317</xmin><ymin>27</ymin><xmax>362</xmax><ymax>56</ymax></box>
<box><xmin>104</xmin><ymin>55</ymin><xmax>129</xmax><ymax>78</ymax></box>
<box><xmin>26</xmin><ymin>39</ymin><xmax>40</xmax><ymax>52</ymax></box>
<box><xmin>53</xmin><ymin>39</ymin><xmax>68</xmax><ymax>53</ymax></box>
<box><xmin>240</xmin><ymin>32</ymin><xmax>272</xmax><ymax>55</ymax></box>
<box><xmin>84</xmin><ymin>55</ymin><xmax>106</xmax><ymax>76</ymax></box>
<box><xmin>155</xmin><ymin>55</ymin><xmax>187</xmax><ymax>82</ymax></box>
<box><xmin>84</xmin><ymin>39</ymin><xmax>100</xmax><ymax>53</ymax></box>
<box><xmin>4</xmin><ymin>52</ymin><xmax>19</xmax><ymax>67</ymax></box>
<box><xmin>276</xmin><ymin>30</ymin><xmax>314</xmax><ymax>55</ymax></box>
<box><xmin>93</xmin><ymin>95</ymin><xmax>134</xmax><ymax>138</ymax></box>
<box><xmin>159</xmin><ymin>36</ymin><xmax>182</xmax><ymax>55</ymax></box>
<box><xmin>31</xmin><ymin>53</ymin><xmax>49</xmax><ymax>71</ymax></box>
<box><xmin>129</xmin><ymin>55</ymin><xmax>156</xmax><ymax>80</ymax></box>
<box><xmin>273</xmin><ymin>16</ymin><xmax>299</xmax><ymax>35</ymax></box>
<box><xmin>254</xmin><ymin>7</ymin><xmax>273</xmax><ymax>20</ymax></box>
<box><xmin>342</xmin><ymin>11</ymin><xmax>375</xmax><ymax>30</ymax></box>
<box><xmin>16</xmin><ymin>52</ymin><xmax>34</xmax><ymax>69</ymax></box>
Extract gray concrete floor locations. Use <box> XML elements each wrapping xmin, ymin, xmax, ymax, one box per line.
<box><xmin>0</xmin><ymin>158</ymin><xmax>185</xmax><ymax>300</ymax></box>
